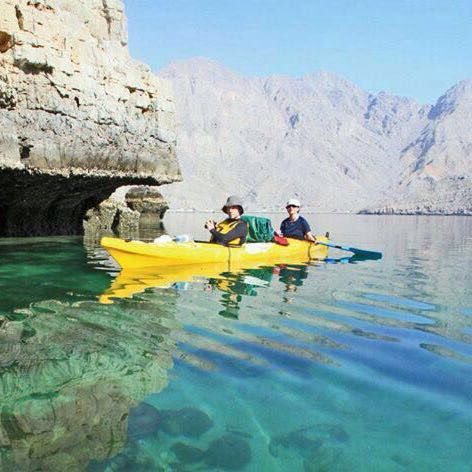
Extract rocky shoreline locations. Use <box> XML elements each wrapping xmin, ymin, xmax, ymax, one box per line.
<box><xmin>359</xmin><ymin>176</ymin><xmax>472</xmax><ymax>216</ymax></box>
<box><xmin>359</xmin><ymin>209</ymin><xmax>472</xmax><ymax>216</ymax></box>
<box><xmin>83</xmin><ymin>186</ymin><xmax>169</xmax><ymax>236</ymax></box>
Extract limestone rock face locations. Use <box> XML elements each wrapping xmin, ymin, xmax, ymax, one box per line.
<box><xmin>83</xmin><ymin>198</ymin><xmax>141</xmax><ymax>235</ymax></box>
<box><xmin>0</xmin><ymin>0</ymin><xmax>180</xmax><ymax>236</ymax></box>
<box><xmin>83</xmin><ymin>186</ymin><xmax>168</xmax><ymax>235</ymax></box>
<box><xmin>125</xmin><ymin>186</ymin><xmax>169</xmax><ymax>218</ymax></box>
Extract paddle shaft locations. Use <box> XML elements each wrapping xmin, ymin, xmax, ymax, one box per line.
<box><xmin>316</xmin><ymin>241</ymin><xmax>382</xmax><ymax>259</ymax></box>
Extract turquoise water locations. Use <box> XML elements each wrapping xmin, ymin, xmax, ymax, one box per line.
<box><xmin>0</xmin><ymin>214</ymin><xmax>471</xmax><ymax>471</ymax></box>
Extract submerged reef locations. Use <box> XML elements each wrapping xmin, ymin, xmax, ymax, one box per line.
<box><xmin>0</xmin><ymin>293</ymin><xmax>179</xmax><ymax>470</ymax></box>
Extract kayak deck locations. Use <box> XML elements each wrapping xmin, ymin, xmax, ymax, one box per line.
<box><xmin>101</xmin><ymin>236</ymin><xmax>330</xmax><ymax>269</ymax></box>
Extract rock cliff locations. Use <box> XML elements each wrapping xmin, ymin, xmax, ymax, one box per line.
<box><xmin>158</xmin><ymin>58</ymin><xmax>470</xmax><ymax>215</ymax></box>
<box><xmin>83</xmin><ymin>186</ymin><xmax>168</xmax><ymax>235</ymax></box>
<box><xmin>0</xmin><ymin>0</ymin><xmax>180</xmax><ymax>236</ymax></box>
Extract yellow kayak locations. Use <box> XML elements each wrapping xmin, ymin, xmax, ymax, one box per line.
<box><xmin>100</xmin><ymin>236</ymin><xmax>330</xmax><ymax>269</ymax></box>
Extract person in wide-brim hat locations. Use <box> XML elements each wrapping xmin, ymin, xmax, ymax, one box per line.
<box><xmin>205</xmin><ymin>195</ymin><xmax>248</xmax><ymax>246</ymax></box>
<box><xmin>221</xmin><ymin>195</ymin><xmax>244</xmax><ymax>215</ymax></box>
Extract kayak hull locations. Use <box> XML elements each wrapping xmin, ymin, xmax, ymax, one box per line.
<box><xmin>101</xmin><ymin>236</ymin><xmax>329</xmax><ymax>269</ymax></box>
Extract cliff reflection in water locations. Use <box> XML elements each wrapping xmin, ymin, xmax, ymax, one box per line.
<box><xmin>0</xmin><ymin>281</ymin><xmax>179</xmax><ymax>471</ymax></box>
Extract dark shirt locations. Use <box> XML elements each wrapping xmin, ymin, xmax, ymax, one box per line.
<box><xmin>210</xmin><ymin>219</ymin><xmax>248</xmax><ymax>246</ymax></box>
<box><xmin>280</xmin><ymin>216</ymin><xmax>311</xmax><ymax>240</ymax></box>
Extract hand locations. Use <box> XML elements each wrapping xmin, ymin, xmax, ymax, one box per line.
<box><xmin>306</xmin><ymin>232</ymin><xmax>316</xmax><ymax>243</ymax></box>
<box><xmin>205</xmin><ymin>219</ymin><xmax>215</xmax><ymax>231</ymax></box>
<box><xmin>275</xmin><ymin>229</ymin><xmax>283</xmax><ymax>237</ymax></box>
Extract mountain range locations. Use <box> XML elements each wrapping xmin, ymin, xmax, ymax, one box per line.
<box><xmin>158</xmin><ymin>58</ymin><xmax>471</xmax><ymax>215</ymax></box>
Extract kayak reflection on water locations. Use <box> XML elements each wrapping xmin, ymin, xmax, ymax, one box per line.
<box><xmin>98</xmin><ymin>249</ymin><xmax>379</xmax><ymax>308</ymax></box>
<box><xmin>98</xmin><ymin>259</ymin><xmax>337</xmax><ymax>317</ymax></box>
<box><xmin>207</xmin><ymin>266</ymin><xmax>274</xmax><ymax>319</ymax></box>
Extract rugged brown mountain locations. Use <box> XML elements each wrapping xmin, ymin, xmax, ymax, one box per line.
<box><xmin>362</xmin><ymin>80</ymin><xmax>472</xmax><ymax>214</ymax></box>
<box><xmin>159</xmin><ymin>58</ymin><xmax>470</xmax><ymax>215</ymax></box>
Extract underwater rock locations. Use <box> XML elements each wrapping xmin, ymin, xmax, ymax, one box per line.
<box><xmin>159</xmin><ymin>407</ymin><xmax>213</xmax><ymax>438</ymax></box>
<box><xmin>315</xmin><ymin>423</ymin><xmax>350</xmax><ymax>443</ymax></box>
<box><xmin>205</xmin><ymin>434</ymin><xmax>251</xmax><ymax>470</ymax></box>
<box><xmin>127</xmin><ymin>402</ymin><xmax>162</xmax><ymax>439</ymax></box>
<box><xmin>269</xmin><ymin>423</ymin><xmax>349</xmax><ymax>459</ymax></box>
<box><xmin>171</xmin><ymin>442</ymin><xmax>205</xmax><ymax>463</ymax></box>
<box><xmin>303</xmin><ymin>446</ymin><xmax>351</xmax><ymax>472</ymax></box>
<box><xmin>89</xmin><ymin>439</ymin><xmax>157</xmax><ymax>472</ymax></box>
<box><xmin>225</xmin><ymin>427</ymin><xmax>253</xmax><ymax>439</ymax></box>
<box><xmin>390</xmin><ymin>452</ymin><xmax>412</xmax><ymax>468</ymax></box>
<box><xmin>168</xmin><ymin>462</ymin><xmax>189</xmax><ymax>472</ymax></box>
<box><xmin>269</xmin><ymin>428</ymin><xmax>323</xmax><ymax>459</ymax></box>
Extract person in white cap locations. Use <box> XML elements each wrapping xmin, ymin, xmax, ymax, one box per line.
<box><xmin>205</xmin><ymin>195</ymin><xmax>248</xmax><ymax>246</ymax></box>
<box><xmin>276</xmin><ymin>198</ymin><xmax>316</xmax><ymax>242</ymax></box>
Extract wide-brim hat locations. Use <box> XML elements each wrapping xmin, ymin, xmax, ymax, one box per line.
<box><xmin>222</xmin><ymin>195</ymin><xmax>244</xmax><ymax>215</ymax></box>
<box><xmin>286</xmin><ymin>198</ymin><xmax>301</xmax><ymax>208</ymax></box>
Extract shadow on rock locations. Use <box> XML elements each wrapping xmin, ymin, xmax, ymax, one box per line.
<box><xmin>160</xmin><ymin>407</ymin><xmax>214</xmax><ymax>438</ymax></box>
<box><xmin>171</xmin><ymin>442</ymin><xmax>206</xmax><ymax>463</ymax></box>
<box><xmin>303</xmin><ymin>445</ymin><xmax>353</xmax><ymax>472</ymax></box>
<box><xmin>128</xmin><ymin>404</ymin><xmax>213</xmax><ymax>440</ymax></box>
<box><xmin>269</xmin><ymin>423</ymin><xmax>349</xmax><ymax>460</ymax></box>
<box><xmin>269</xmin><ymin>423</ymin><xmax>350</xmax><ymax>472</ymax></box>
<box><xmin>269</xmin><ymin>429</ymin><xmax>323</xmax><ymax>459</ymax></box>
<box><xmin>170</xmin><ymin>434</ymin><xmax>251</xmax><ymax>471</ymax></box>
<box><xmin>128</xmin><ymin>402</ymin><xmax>162</xmax><ymax>439</ymax></box>
<box><xmin>205</xmin><ymin>434</ymin><xmax>251</xmax><ymax>470</ymax></box>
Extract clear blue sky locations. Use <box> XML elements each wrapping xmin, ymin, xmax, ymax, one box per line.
<box><xmin>123</xmin><ymin>0</ymin><xmax>471</xmax><ymax>103</ymax></box>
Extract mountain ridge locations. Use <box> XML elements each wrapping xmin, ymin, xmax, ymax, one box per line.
<box><xmin>158</xmin><ymin>58</ymin><xmax>471</xmax><ymax>215</ymax></box>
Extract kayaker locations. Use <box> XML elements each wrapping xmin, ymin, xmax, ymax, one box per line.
<box><xmin>205</xmin><ymin>195</ymin><xmax>248</xmax><ymax>246</ymax></box>
<box><xmin>276</xmin><ymin>198</ymin><xmax>316</xmax><ymax>242</ymax></box>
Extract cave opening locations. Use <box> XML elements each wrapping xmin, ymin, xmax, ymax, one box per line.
<box><xmin>0</xmin><ymin>168</ymin><xmax>153</xmax><ymax>237</ymax></box>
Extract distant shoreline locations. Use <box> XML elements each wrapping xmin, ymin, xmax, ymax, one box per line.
<box><xmin>167</xmin><ymin>210</ymin><xmax>472</xmax><ymax>217</ymax></box>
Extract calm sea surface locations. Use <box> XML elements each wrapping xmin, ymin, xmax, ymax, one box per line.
<box><xmin>0</xmin><ymin>214</ymin><xmax>471</xmax><ymax>471</ymax></box>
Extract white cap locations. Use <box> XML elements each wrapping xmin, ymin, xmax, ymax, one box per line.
<box><xmin>286</xmin><ymin>198</ymin><xmax>301</xmax><ymax>207</ymax></box>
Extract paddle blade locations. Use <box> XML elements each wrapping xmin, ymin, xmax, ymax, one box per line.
<box><xmin>349</xmin><ymin>248</ymin><xmax>383</xmax><ymax>260</ymax></box>
<box><xmin>317</xmin><ymin>241</ymin><xmax>382</xmax><ymax>260</ymax></box>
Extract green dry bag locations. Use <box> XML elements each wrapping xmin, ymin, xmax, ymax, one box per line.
<box><xmin>240</xmin><ymin>215</ymin><xmax>275</xmax><ymax>243</ymax></box>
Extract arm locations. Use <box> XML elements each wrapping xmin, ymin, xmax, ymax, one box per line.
<box><xmin>305</xmin><ymin>231</ymin><xmax>317</xmax><ymax>243</ymax></box>
<box><xmin>302</xmin><ymin>218</ymin><xmax>316</xmax><ymax>242</ymax></box>
<box><xmin>276</xmin><ymin>220</ymin><xmax>286</xmax><ymax>237</ymax></box>
<box><xmin>210</xmin><ymin>221</ymin><xmax>248</xmax><ymax>245</ymax></box>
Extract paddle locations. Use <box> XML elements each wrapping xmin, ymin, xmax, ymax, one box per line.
<box><xmin>315</xmin><ymin>241</ymin><xmax>382</xmax><ymax>260</ymax></box>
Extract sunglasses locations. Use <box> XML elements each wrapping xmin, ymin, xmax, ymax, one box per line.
<box><xmin>286</xmin><ymin>205</ymin><xmax>299</xmax><ymax>209</ymax></box>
